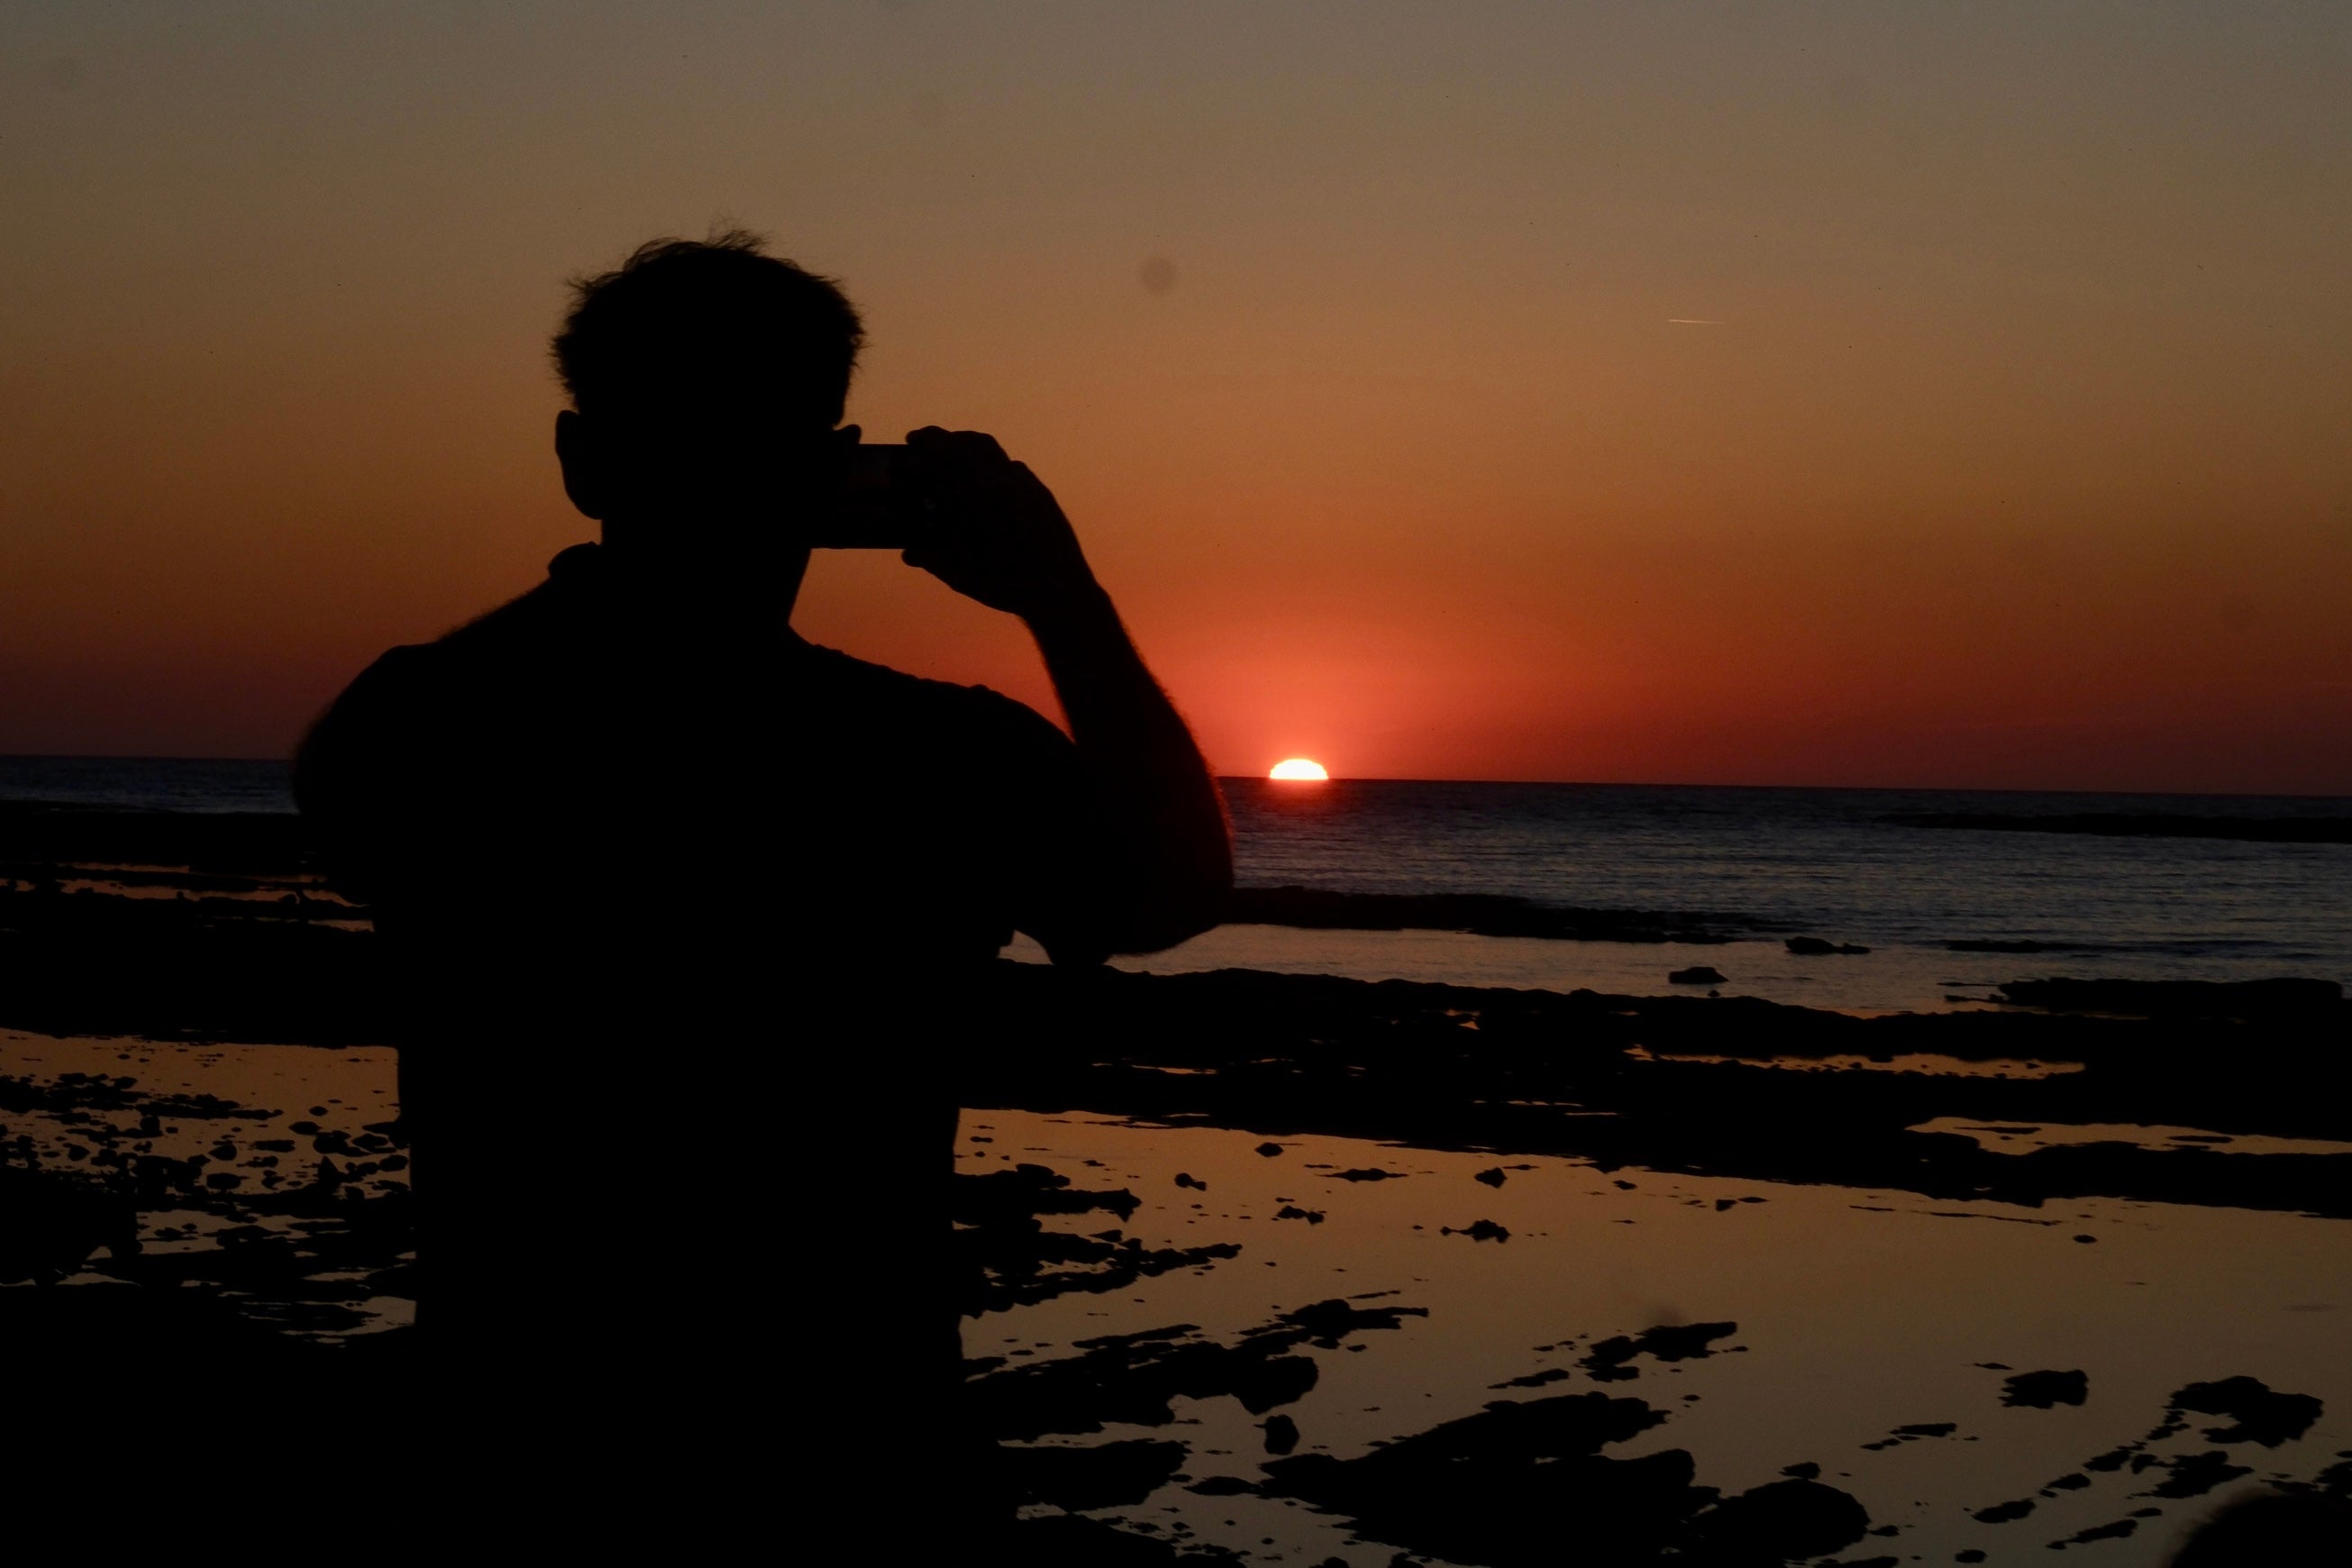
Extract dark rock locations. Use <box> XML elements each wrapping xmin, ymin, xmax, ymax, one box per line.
<box><xmin>1187</xmin><ymin>1474</ymin><xmax>1255</xmax><ymax>1495</ymax></box>
<box><xmin>2166</xmin><ymin>1491</ymin><xmax>2352</xmax><ymax>1561</ymax></box>
<box><xmin>1005</xmin><ymin>1512</ymin><xmax>1226</xmax><ymax>1565</ymax></box>
<box><xmin>1996</xmin><ymin>976</ymin><xmax>2344</xmax><ymax>1021</ymax></box>
<box><xmin>1253</xmin><ymin>1142</ymin><xmax>1283</xmax><ymax>1157</ymax></box>
<box><xmin>950</xmin><ymin>1163</ymin><xmax>1230</xmax><ymax>1313</ymax></box>
<box><xmin>1582</xmin><ymin>1322</ymin><xmax>1738</xmax><ymax>1382</ymax></box>
<box><xmin>0</xmin><ymin>1165</ymin><xmax>140</xmax><ymax>1282</ymax></box>
<box><xmin>2168</xmin><ymin>1377</ymin><xmax>2322</xmax><ymax>1447</ymax></box>
<box><xmin>971</xmin><ymin>1298</ymin><xmax>1423</xmax><ymax>1443</ymax></box>
<box><xmin>957</xmin><ymin>1162</ymin><xmax>1141</xmax><ymax>1223</ymax></box>
<box><xmin>2002</xmin><ymin>1369</ymin><xmax>2088</xmax><ymax>1408</ymax></box>
<box><xmin>1001</xmin><ymin>1438</ymin><xmax>1187</xmax><ymax>1511</ymax></box>
<box><xmin>1473</xmin><ymin>1166</ymin><xmax>1506</xmax><ymax>1188</ymax></box>
<box><xmin>1862</xmin><ymin>1421</ymin><xmax>1958</xmax><ymax>1451</ymax></box>
<box><xmin>1231</xmin><ymin>1354</ymin><xmax>1319</xmax><ymax>1413</ymax></box>
<box><xmin>1489</xmin><ymin>1368</ymin><xmax>1573</xmax><ymax>1390</ymax></box>
<box><xmin>1787</xmin><ymin>937</ymin><xmax>1871</xmax><ymax>956</ymax></box>
<box><xmin>1262</xmin><ymin>1392</ymin><xmax>1720</xmax><ymax>1566</ymax></box>
<box><xmin>1669</xmin><ymin>966</ymin><xmax>1727</xmax><ymax>986</ymax></box>
<box><xmin>1261</xmin><ymin>1414</ymin><xmax>1299</xmax><ymax>1455</ymax></box>
<box><xmin>1685</xmin><ymin>1478</ymin><xmax>1873</xmax><ymax>1562</ymax></box>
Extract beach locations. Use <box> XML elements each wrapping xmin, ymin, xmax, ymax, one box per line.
<box><xmin>3</xmin><ymin>785</ymin><xmax>2348</xmax><ymax>1562</ymax></box>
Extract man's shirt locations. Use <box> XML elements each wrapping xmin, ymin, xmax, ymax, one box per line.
<box><xmin>294</xmin><ymin>543</ymin><xmax>1083</xmax><ymax>1418</ymax></box>
<box><xmin>298</xmin><ymin>542</ymin><xmax>1111</xmax><ymax>1010</ymax></box>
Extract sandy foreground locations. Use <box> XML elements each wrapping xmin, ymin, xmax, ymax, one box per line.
<box><xmin>6</xmin><ymin>966</ymin><xmax>2350</xmax><ymax>1564</ymax></box>
<box><xmin>4</xmin><ymin>808</ymin><xmax>2349</xmax><ymax>1562</ymax></box>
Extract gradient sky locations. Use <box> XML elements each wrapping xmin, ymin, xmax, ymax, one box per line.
<box><xmin>5</xmin><ymin>2</ymin><xmax>2347</xmax><ymax>790</ymax></box>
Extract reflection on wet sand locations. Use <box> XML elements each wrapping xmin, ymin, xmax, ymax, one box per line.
<box><xmin>0</xmin><ymin>1031</ymin><xmax>409</xmax><ymax>1338</ymax></box>
<box><xmin>10</xmin><ymin>970</ymin><xmax>2349</xmax><ymax>1560</ymax></box>
<box><xmin>971</xmin><ymin>1110</ymin><xmax>2347</xmax><ymax>1563</ymax></box>
<box><xmin>5</xmin><ymin>817</ymin><xmax>2351</xmax><ymax>1558</ymax></box>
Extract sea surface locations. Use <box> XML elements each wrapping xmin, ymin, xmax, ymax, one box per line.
<box><xmin>5</xmin><ymin>755</ymin><xmax>2345</xmax><ymax>1012</ymax></box>
<box><xmin>1133</xmin><ymin>778</ymin><xmax>2352</xmax><ymax>1013</ymax></box>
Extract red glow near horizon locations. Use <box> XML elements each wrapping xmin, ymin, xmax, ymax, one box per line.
<box><xmin>2</xmin><ymin>8</ymin><xmax>2347</xmax><ymax>793</ymax></box>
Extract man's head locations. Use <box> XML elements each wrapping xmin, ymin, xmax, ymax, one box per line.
<box><xmin>552</xmin><ymin>231</ymin><xmax>864</xmax><ymax>549</ymax></box>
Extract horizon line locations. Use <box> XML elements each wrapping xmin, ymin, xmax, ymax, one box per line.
<box><xmin>1</xmin><ymin>752</ymin><xmax>2347</xmax><ymax>805</ymax></box>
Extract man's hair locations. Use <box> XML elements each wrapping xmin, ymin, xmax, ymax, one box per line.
<box><xmin>552</xmin><ymin>229</ymin><xmax>864</xmax><ymax>424</ymax></box>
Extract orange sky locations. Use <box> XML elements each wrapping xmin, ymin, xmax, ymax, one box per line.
<box><xmin>5</xmin><ymin>4</ymin><xmax>2347</xmax><ymax>791</ymax></box>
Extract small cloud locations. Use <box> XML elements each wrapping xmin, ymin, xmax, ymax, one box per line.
<box><xmin>1667</xmin><ymin>318</ymin><xmax>1724</xmax><ymax>325</ymax></box>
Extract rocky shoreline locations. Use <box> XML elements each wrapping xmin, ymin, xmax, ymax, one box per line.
<box><xmin>6</xmin><ymin>802</ymin><xmax>2349</xmax><ymax>1558</ymax></box>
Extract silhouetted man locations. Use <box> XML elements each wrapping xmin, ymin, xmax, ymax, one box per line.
<box><xmin>296</xmin><ymin>232</ymin><xmax>1229</xmax><ymax>1536</ymax></box>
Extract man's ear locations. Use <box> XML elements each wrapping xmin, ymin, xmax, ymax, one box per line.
<box><xmin>554</xmin><ymin>409</ymin><xmax>606</xmax><ymax>520</ymax></box>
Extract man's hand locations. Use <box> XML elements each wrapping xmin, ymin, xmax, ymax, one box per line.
<box><xmin>899</xmin><ymin>425</ymin><xmax>1229</xmax><ymax>956</ymax></box>
<box><xmin>900</xmin><ymin>427</ymin><xmax>1100</xmax><ymax>621</ymax></box>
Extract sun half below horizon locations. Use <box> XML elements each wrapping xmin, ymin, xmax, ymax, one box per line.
<box><xmin>1269</xmin><ymin>759</ymin><xmax>1330</xmax><ymax>782</ymax></box>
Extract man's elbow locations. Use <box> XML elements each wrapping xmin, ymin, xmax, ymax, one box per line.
<box><xmin>1104</xmin><ymin>867</ymin><xmax>1232</xmax><ymax>955</ymax></box>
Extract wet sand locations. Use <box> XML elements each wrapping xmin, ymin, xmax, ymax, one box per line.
<box><xmin>967</xmin><ymin>1109</ymin><xmax>2350</xmax><ymax>1563</ymax></box>
<box><xmin>5</xmin><ymin>807</ymin><xmax>2348</xmax><ymax>1559</ymax></box>
<box><xmin>6</xmin><ymin>1024</ymin><xmax>2346</xmax><ymax>1562</ymax></box>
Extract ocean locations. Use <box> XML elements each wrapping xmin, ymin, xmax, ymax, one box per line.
<box><xmin>1172</xmin><ymin>777</ymin><xmax>2352</xmax><ymax>1013</ymax></box>
<box><xmin>5</xmin><ymin>754</ymin><xmax>2344</xmax><ymax>1013</ymax></box>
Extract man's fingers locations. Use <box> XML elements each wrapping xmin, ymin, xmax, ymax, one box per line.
<box><xmin>904</xmin><ymin>427</ymin><xmax>1010</xmax><ymax>463</ymax></box>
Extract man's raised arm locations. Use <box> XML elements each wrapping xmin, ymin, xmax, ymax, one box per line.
<box><xmin>900</xmin><ymin>427</ymin><xmax>1231</xmax><ymax>954</ymax></box>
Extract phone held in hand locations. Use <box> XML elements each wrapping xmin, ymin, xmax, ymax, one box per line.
<box><xmin>810</xmin><ymin>443</ymin><xmax>933</xmax><ymax>550</ymax></box>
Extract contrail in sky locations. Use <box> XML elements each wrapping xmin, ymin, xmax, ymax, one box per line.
<box><xmin>1667</xmin><ymin>318</ymin><xmax>1725</xmax><ymax>324</ymax></box>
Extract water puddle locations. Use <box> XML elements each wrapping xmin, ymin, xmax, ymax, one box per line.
<box><xmin>966</xmin><ymin>1107</ymin><xmax>2351</xmax><ymax>1563</ymax></box>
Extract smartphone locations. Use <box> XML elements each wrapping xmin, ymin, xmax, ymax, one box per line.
<box><xmin>810</xmin><ymin>443</ymin><xmax>932</xmax><ymax>550</ymax></box>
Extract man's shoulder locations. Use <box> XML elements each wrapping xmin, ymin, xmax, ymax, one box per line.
<box><xmin>308</xmin><ymin>553</ymin><xmax>592</xmax><ymax>734</ymax></box>
<box><xmin>433</xmin><ymin>547</ymin><xmax>597</xmax><ymax>657</ymax></box>
<box><xmin>339</xmin><ymin>548</ymin><xmax>592</xmax><ymax>700</ymax></box>
<box><xmin>800</xmin><ymin>644</ymin><xmax>1069</xmax><ymax>752</ymax></box>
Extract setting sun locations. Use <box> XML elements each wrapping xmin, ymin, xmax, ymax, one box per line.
<box><xmin>1268</xmin><ymin>758</ymin><xmax>1329</xmax><ymax>781</ymax></box>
